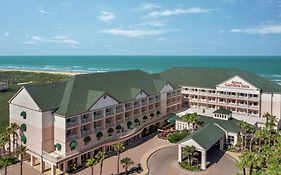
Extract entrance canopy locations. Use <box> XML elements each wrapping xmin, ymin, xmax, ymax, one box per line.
<box><xmin>167</xmin><ymin>114</ymin><xmax>178</xmax><ymax>123</ymax></box>
<box><xmin>179</xmin><ymin>124</ymin><xmax>225</xmax><ymax>151</ymax></box>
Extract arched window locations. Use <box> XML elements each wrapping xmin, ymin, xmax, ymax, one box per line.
<box><xmin>20</xmin><ymin>124</ymin><xmax>27</xmax><ymax>132</ymax></box>
<box><xmin>20</xmin><ymin>111</ymin><xmax>27</xmax><ymax>119</ymax></box>
<box><xmin>70</xmin><ymin>141</ymin><xmax>78</xmax><ymax>150</ymax></box>
<box><xmin>21</xmin><ymin>135</ymin><xmax>27</xmax><ymax>144</ymax></box>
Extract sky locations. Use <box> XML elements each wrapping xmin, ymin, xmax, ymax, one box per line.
<box><xmin>1</xmin><ymin>0</ymin><xmax>281</xmax><ymax>55</ymax></box>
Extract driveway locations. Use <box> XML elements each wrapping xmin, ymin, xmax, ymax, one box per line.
<box><xmin>147</xmin><ymin>146</ymin><xmax>240</xmax><ymax>175</ymax></box>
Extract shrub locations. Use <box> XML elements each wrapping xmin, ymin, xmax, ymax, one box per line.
<box><xmin>179</xmin><ymin>161</ymin><xmax>201</xmax><ymax>171</ymax></box>
<box><xmin>167</xmin><ymin>131</ymin><xmax>190</xmax><ymax>143</ymax></box>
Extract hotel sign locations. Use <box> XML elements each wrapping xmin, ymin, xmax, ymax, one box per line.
<box><xmin>224</xmin><ymin>81</ymin><xmax>250</xmax><ymax>89</ymax></box>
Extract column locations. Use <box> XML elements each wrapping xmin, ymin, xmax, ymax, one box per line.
<box><xmin>220</xmin><ymin>137</ymin><xmax>225</xmax><ymax>151</ymax></box>
<box><xmin>40</xmin><ymin>159</ymin><xmax>45</xmax><ymax>173</ymax></box>
<box><xmin>201</xmin><ymin>150</ymin><xmax>206</xmax><ymax>170</ymax></box>
<box><xmin>30</xmin><ymin>155</ymin><xmax>35</xmax><ymax>167</ymax></box>
<box><xmin>51</xmin><ymin>164</ymin><xmax>56</xmax><ymax>175</ymax></box>
<box><xmin>63</xmin><ymin>162</ymin><xmax>67</xmax><ymax>173</ymax></box>
<box><xmin>77</xmin><ymin>156</ymin><xmax>82</xmax><ymax>167</ymax></box>
<box><xmin>178</xmin><ymin>145</ymin><xmax>182</xmax><ymax>162</ymax></box>
<box><xmin>233</xmin><ymin>135</ymin><xmax>238</xmax><ymax>146</ymax></box>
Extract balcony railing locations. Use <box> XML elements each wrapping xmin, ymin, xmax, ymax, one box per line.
<box><xmin>134</xmin><ymin>103</ymin><xmax>141</xmax><ymax>108</ymax></box>
<box><xmin>125</xmin><ymin>105</ymin><xmax>133</xmax><ymax>111</ymax></box>
<box><xmin>81</xmin><ymin>130</ymin><xmax>91</xmax><ymax>137</ymax></box>
<box><xmin>125</xmin><ymin>117</ymin><xmax>132</xmax><ymax>122</ymax></box>
<box><xmin>93</xmin><ymin>114</ymin><xmax>104</xmax><ymax>120</ymax></box>
<box><xmin>43</xmin><ymin>114</ymin><xmax>171</xmax><ymax>163</ymax></box>
<box><xmin>66</xmin><ymin>121</ymin><xmax>79</xmax><ymax>129</ymax></box>
<box><xmin>134</xmin><ymin>113</ymin><xmax>141</xmax><ymax>118</ymax></box>
<box><xmin>81</xmin><ymin>117</ymin><xmax>92</xmax><ymax>124</ymax></box>
<box><xmin>106</xmin><ymin>122</ymin><xmax>114</xmax><ymax>128</ymax></box>
<box><xmin>116</xmin><ymin>108</ymin><xmax>124</xmax><ymax>114</ymax></box>
<box><xmin>141</xmin><ymin>101</ymin><xmax>147</xmax><ymax>106</ymax></box>
<box><xmin>106</xmin><ymin>111</ymin><xmax>115</xmax><ymax>117</ymax></box>
<box><xmin>94</xmin><ymin>126</ymin><xmax>103</xmax><ymax>132</ymax></box>
<box><xmin>66</xmin><ymin>134</ymin><xmax>77</xmax><ymax>142</ymax></box>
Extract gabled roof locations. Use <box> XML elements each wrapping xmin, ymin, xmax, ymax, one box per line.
<box><xmin>24</xmin><ymin>81</ymin><xmax>66</xmax><ymax>112</ymax></box>
<box><xmin>213</xmin><ymin>108</ymin><xmax>232</xmax><ymax>115</ymax></box>
<box><xmin>155</xmin><ymin>67</ymin><xmax>281</xmax><ymax>93</ymax></box>
<box><xmin>179</xmin><ymin>124</ymin><xmax>225</xmax><ymax>150</ymax></box>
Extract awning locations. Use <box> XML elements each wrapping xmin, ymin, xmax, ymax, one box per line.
<box><xmin>55</xmin><ymin>143</ymin><xmax>62</xmax><ymax>150</ymax></box>
<box><xmin>167</xmin><ymin>115</ymin><xmax>178</xmax><ymax>123</ymax></box>
<box><xmin>21</xmin><ymin>135</ymin><xmax>27</xmax><ymax>144</ymax></box>
<box><xmin>20</xmin><ymin>111</ymin><xmax>27</xmax><ymax>119</ymax></box>
<box><xmin>20</xmin><ymin>124</ymin><xmax>27</xmax><ymax>132</ymax></box>
<box><xmin>70</xmin><ymin>141</ymin><xmax>77</xmax><ymax>149</ymax></box>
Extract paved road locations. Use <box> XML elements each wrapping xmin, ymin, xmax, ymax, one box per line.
<box><xmin>147</xmin><ymin>146</ymin><xmax>240</xmax><ymax>175</ymax></box>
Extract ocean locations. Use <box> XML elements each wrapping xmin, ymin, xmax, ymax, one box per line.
<box><xmin>0</xmin><ymin>56</ymin><xmax>281</xmax><ymax>84</ymax></box>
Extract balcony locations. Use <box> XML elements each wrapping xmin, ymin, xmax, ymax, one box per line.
<box><xmin>81</xmin><ymin>130</ymin><xmax>91</xmax><ymax>137</ymax></box>
<box><xmin>81</xmin><ymin>117</ymin><xmax>92</xmax><ymax>124</ymax></box>
<box><xmin>125</xmin><ymin>117</ymin><xmax>132</xmax><ymax>122</ymax></box>
<box><xmin>149</xmin><ymin>99</ymin><xmax>155</xmax><ymax>104</ymax></box>
<box><xmin>116</xmin><ymin>108</ymin><xmax>124</xmax><ymax>114</ymax></box>
<box><xmin>106</xmin><ymin>111</ymin><xmax>115</xmax><ymax>117</ymax></box>
<box><xmin>66</xmin><ymin>121</ymin><xmax>79</xmax><ymax>129</ymax></box>
<box><xmin>134</xmin><ymin>103</ymin><xmax>141</xmax><ymax>108</ymax></box>
<box><xmin>141</xmin><ymin>101</ymin><xmax>147</xmax><ymax>106</ymax></box>
<box><xmin>125</xmin><ymin>105</ymin><xmax>133</xmax><ymax>111</ymax></box>
<box><xmin>93</xmin><ymin>114</ymin><xmax>104</xmax><ymax>120</ymax></box>
<box><xmin>134</xmin><ymin>113</ymin><xmax>141</xmax><ymax>118</ymax></box>
<box><xmin>94</xmin><ymin>126</ymin><xmax>103</xmax><ymax>132</ymax></box>
<box><xmin>106</xmin><ymin>122</ymin><xmax>114</xmax><ymax>128</ymax></box>
<box><xmin>66</xmin><ymin>134</ymin><xmax>77</xmax><ymax>142</ymax></box>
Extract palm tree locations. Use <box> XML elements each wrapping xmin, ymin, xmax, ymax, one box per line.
<box><xmin>190</xmin><ymin>113</ymin><xmax>199</xmax><ymax>131</ymax></box>
<box><xmin>120</xmin><ymin>157</ymin><xmax>134</xmax><ymax>175</ymax></box>
<box><xmin>10</xmin><ymin>123</ymin><xmax>19</xmax><ymax>152</ymax></box>
<box><xmin>113</xmin><ymin>143</ymin><xmax>125</xmax><ymax>175</ymax></box>
<box><xmin>239</xmin><ymin>121</ymin><xmax>248</xmax><ymax>150</ymax></box>
<box><xmin>95</xmin><ymin>151</ymin><xmax>106</xmax><ymax>175</ymax></box>
<box><xmin>16</xmin><ymin>145</ymin><xmax>26</xmax><ymax>175</ymax></box>
<box><xmin>86</xmin><ymin>157</ymin><xmax>97</xmax><ymax>175</ymax></box>
<box><xmin>182</xmin><ymin>145</ymin><xmax>198</xmax><ymax>165</ymax></box>
<box><xmin>0</xmin><ymin>156</ymin><xmax>13</xmax><ymax>175</ymax></box>
<box><xmin>5</xmin><ymin>126</ymin><xmax>12</xmax><ymax>155</ymax></box>
<box><xmin>0</xmin><ymin>134</ymin><xmax>9</xmax><ymax>157</ymax></box>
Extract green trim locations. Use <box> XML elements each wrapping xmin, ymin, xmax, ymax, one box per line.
<box><xmin>116</xmin><ymin>125</ymin><xmax>122</xmax><ymax>130</ymax></box>
<box><xmin>20</xmin><ymin>124</ymin><xmax>27</xmax><ymax>132</ymax></box>
<box><xmin>156</xmin><ymin>111</ymin><xmax>161</xmax><ymax>116</ymax></box>
<box><xmin>143</xmin><ymin>115</ymin><xmax>148</xmax><ymax>120</ymax></box>
<box><xmin>167</xmin><ymin>115</ymin><xmax>178</xmax><ymax>123</ymax></box>
<box><xmin>213</xmin><ymin>108</ymin><xmax>232</xmax><ymax>115</ymax></box>
<box><xmin>21</xmin><ymin>135</ymin><xmax>27</xmax><ymax>144</ymax></box>
<box><xmin>20</xmin><ymin>111</ymin><xmax>27</xmax><ymax>119</ymax></box>
<box><xmin>107</xmin><ymin>128</ymin><xmax>114</xmax><ymax>133</ymax></box>
<box><xmin>70</xmin><ymin>141</ymin><xmax>77</xmax><ymax>150</ymax></box>
<box><xmin>127</xmin><ymin>121</ymin><xmax>132</xmax><ymax>128</ymax></box>
<box><xmin>55</xmin><ymin>143</ymin><xmax>62</xmax><ymax>150</ymax></box>
<box><xmin>96</xmin><ymin>132</ymin><xmax>103</xmax><ymax>138</ymax></box>
<box><xmin>83</xmin><ymin>136</ymin><xmax>91</xmax><ymax>143</ymax></box>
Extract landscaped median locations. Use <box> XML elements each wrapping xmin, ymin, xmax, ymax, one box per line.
<box><xmin>139</xmin><ymin>143</ymin><xmax>174</xmax><ymax>175</ymax></box>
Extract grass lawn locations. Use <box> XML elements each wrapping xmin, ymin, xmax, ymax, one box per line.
<box><xmin>0</xmin><ymin>71</ymin><xmax>68</xmax><ymax>133</ymax></box>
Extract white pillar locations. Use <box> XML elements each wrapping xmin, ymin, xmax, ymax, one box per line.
<box><xmin>40</xmin><ymin>159</ymin><xmax>45</xmax><ymax>172</ymax></box>
<box><xmin>201</xmin><ymin>150</ymin><xmax>206</xmax><ymax>170</ymax></box>
<box><xmin>30</xmin><ymin>155</ymin><xmax>35</xmax><ymax>167</ymax></box>
<box><xmin>63</xmin><ymin>162</ymin><xmax>67</xmax><ymax>173</ymax></box>
<box><xmin>178</xmin><ymin>145</ymin><xmax>182</xmax><ymax>162</ymax></box>
<box><xmin>51</xmin><ymin>164</ymin><xmax>56</xmax><ymax>175</ymax></box>
<box><xmin>233</xmin><ymin>135</ymin><xmax>238</xmax><ymax>146</ymax></box>
<box><xmin>220</xmin><ymin>137</ymin><xmax>224</xmax><ymax>151</ymax></box>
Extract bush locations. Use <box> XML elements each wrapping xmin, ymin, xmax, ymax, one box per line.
<box><xmin>179</xmin><ymin>161</ymin><xmax>201</xmax><ymax>171</ymax></box>
<box><xmin>167</xmin><ymin>131</ymin><xmax>190</xmax><ymax>143</ymax></box>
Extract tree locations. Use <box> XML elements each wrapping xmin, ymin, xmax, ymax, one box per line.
<box><xmin>95</xmin><ymin>151</ymin><xmax>106</xmax><ymax>175</ymax></box>
<box><xmin>120</xmin><ymin>157</ymin><xmax>134</xmax><ymax>175</ymax></box>
<box><xmin>5</xmin><ymin>126</ymin><xmax>12</xmax><ymax>155</ymax></box>
<box><xmin>0</xmin><ymin>134</ymin><xmax>9</xmax><ymax>157</ymax></box>
<box><xmin>0</xmin><ymin>156</ymin><xmax>13</xmax><ymax>175</ymax></box>
<box><xmin>113</xmin><ymin>143</ymin><xmax>125</xmax><ymax>175</ymax></box>
<box><xmin>86</xmin><ymin>157</ymin><xmax>97</xmax><ymax>175</ymax></box>
<box><xmin>16</xmin><ymin>145</ymin><xmax>26</xmax><ymax>175</ymax></box>
<box><xmin>182</xmin><ymin>146</ymin><xmax>198</xmax><ymax>165</ymax></box>
<box><xmin>10</xmin><ymin>123</ymin><xmax>19</xmax><ymax>152</ymax></box>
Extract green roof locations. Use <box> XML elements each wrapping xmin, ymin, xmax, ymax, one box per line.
<box><xmin>179</xmin><ymin>124</ymin><xmax>225</xmax><ymax>150</ymax></box>
<box><xmin>18</xmin><ymin>67</ymin><xmax>281</xmax><ymax>117</ymax></box>
<box><xmin>155</xmin><ymin>67</ymin><xmax>281</xmax><ymax>93</ymax></box>
<box><xmin>213</xmin><ymin>108</ymin><xmax>232</xmax><ymax>115</ymax></box>
<box><xmin>177</xmin><ymin>115</ymin><xmax>240</xmax><ymax>133</ymax></box>
<box><xmin>167</xmin><ymin>114</ymin><xmax>178</xmax><ymax>123</ymax></box>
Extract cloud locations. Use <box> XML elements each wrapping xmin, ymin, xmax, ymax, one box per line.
<box><xmin>38</xmin><ymin>9</ymin><xmax>57</xmax><ymax>15</ymax></box>
<box><xmin>139</xmin><ymin>20</ymin><xmax>166</xmax><ymax>27</ymax></box>
<box><xmin>97</xmin><ymin>11</ymin><xmax>115</xmax><ymax>22</ymax></box>
<box><xmin>101</xmin><ymin>28</ymin><xmax>180</xmax><ymax>38</ymax></box>
<box><xmin>136</xmin><ymin>3</ymin><xmax>161</xmax><ymax>11</ymax></box>
<box><xmin>23</xmin><ymin>36</ymin><xmax>81</xmax><ymax>47</ymax></box>
<box><xmin>21</xmin><ymin>41</ymin><xmax>37</xmax><ymax>45</ymax></box>
<box><xmin>149</xmin><ymin>7</ymin><xmax>212</xmax><ymax>17</ymax></box>
<box><xmin>229</xmin><ymin>24</ymin><xmax>281</xmax><ymax>34</ymax></box>
<box><xmin>4</xmin><ymin>32</ymin><xmax>9</xmax><ymax>37</ymax></box>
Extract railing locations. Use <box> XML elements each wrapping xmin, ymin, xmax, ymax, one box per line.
<box><xmin>81</xmin><ymin>130</ymin><xmax>91</xmax><ymax>137</ymax></box>
<box><xmin>134</xmin><ymin>113</ymin><xmax>141</xmax><ymax>118</ymax></box>
<box><xmin>81</xmin><ymin>117</ymin><xmax>91</xmax><ymax>124</ymax></box>
<box><xmin>94</xmin><ymin>126</ymin><xmax>103</xmax><ymax>132</ymax></box>
<box><xmin>66</xmin><ymin>121</ymin><xmax>79</xmax><ymax>129</ymax></box>
<box><xmin>134</xmin><ymin>103</ymin><xmax>141</xmax><ymax>108</ymax></box>
<box><xmin>43</xmin><ymin>114</ymin><xmax>171</xmax><ymax>163</ymax></box>
<box><xmin>125</xmin><ymin>105</ymin><xmax>133</xmax><ymax>111</ymax></box>
<box><xmin>149</xmin><ymin>99</ymin><xmax>155</xmax><ymax>104</ymax></box>
<box><xmin>125</xmin><ymin>117</ymin><xmax>132</xmax><ymax>122</ymax></box>
<box><xmin>106</xmin><ymin>122</ymin><xmax>114</xmax><ymax>128</ymax></box>
<box><xmin>106</xmin><ymin>111</ymin><xmax>115</xmax><ymax>117</ymax></box>
<box><xmin>66</xmin><ymin>134</ymin><xmax>77</xmax><ymax>142</ymax></box>
<box><xmin>93</xmin><ymin>114</ymin><xmax>104</xmax><ymax>120</ymax></box>
<box><xmin>116</xmin><ymin>108</ymin><xmax>124</xmax><ymax>114</ymax></box>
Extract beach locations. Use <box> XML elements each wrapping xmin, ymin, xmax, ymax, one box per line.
<box><xmin>0</xmin><ymin>68</ymin><xmax>81</xmax><ymax>76</ymax></box>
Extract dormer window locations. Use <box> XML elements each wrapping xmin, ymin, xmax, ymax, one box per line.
<box><xmin>103</xmin><ymin>95</ymin><xmax>107</xmax><ymax>99</ymax></box>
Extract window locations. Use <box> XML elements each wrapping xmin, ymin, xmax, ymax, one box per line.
<box><xmin>228</xmin><ymin>136</ymin><xmax>235</xmax><ymax>144</ymax></box>
<box><xmin>20</xmin><ymin>111</ymin><xmax>27</xmax><ymax>119</ymax></box>
<box><xmin>103</xmin><ymin>95</ymin><xmax>107</xmax><ymax>99</ymax></box>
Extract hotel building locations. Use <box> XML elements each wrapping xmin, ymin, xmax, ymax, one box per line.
<box><xmin>9</xmin><ymin>67</ymin><xmax>281</xmax><ymax>174</ymax></box>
